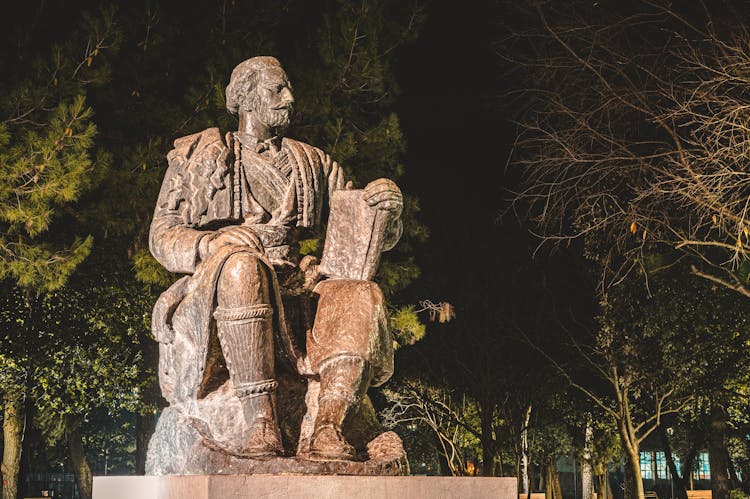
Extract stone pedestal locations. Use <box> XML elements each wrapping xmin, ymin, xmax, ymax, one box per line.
<box><xmin>93</xmin><ymin>475</ymin><xmax>517</xmax><ymax>499</ymax></box>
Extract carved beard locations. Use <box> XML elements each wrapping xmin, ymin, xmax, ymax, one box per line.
<box><xmin>258</xmin><ymin>103</ymin><xmax>292</xmax><ymax>130</ymax></box>
<box><xmin>246</xmin><ymin>92</ymin><xmax>292</xmax><ymax>130</ymax></box>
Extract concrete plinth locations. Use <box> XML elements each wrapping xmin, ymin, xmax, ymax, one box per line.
<box><xmin>93</xmin><ymin>475</ymin><xmax>517</xmax><ymax>499</ymax></box>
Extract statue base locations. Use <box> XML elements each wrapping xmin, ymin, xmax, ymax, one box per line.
<box><xmin>146</xmin><ymin>374</ymin><xmax>407</xmax><ymax>474</ymax></box>
<box><xmin>93</xmin><ymin>475</ymin><xmax>517</xmax><ymax>499</ymax></box>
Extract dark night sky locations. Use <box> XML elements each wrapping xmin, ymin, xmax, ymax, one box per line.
<box><xmin>391</xmin><ymin>0</ymin><xmax>594</xmax><ymax>336</ymax></box>
<box><xmin>0</xmin><ymin>0</ymin><xmax>522</xmax><ymax>310</ymax></box>
<box><xmin>394</xmin><ymin>0</ymin><xmax>512</xmax><ymax>304</ymax></box>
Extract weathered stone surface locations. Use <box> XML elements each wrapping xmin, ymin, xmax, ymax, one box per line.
<box><xmin>94</xmin><ymin>476</ymin><xmax>517</xmax><ymax>499</ymax></box>
<box><xmin>320</xmin><ymin>189</ymin><xmax>400</xmax><ymax>281</ymax></box>
<box><xmin>146</xmin><ymin>56</ymin><xmax>405</xmax><ymax>474</ymax></box>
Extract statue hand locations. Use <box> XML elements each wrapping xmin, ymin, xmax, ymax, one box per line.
<box><xmin>204</xmin><ymin>226</ymin><xmax>264</xmax><ymax>257</ymax></box>
<box><xmin>363</xmin><ymin>178</ymin><xmax>403</xmax><ymax>215</ymax></box>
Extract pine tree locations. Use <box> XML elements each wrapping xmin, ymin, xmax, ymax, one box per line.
<box><xmin>0</xmin><ymin>7</ymin><xmax>119</xmax><ymax>498</ymax></box>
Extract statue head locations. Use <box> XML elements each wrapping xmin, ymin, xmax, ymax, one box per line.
<box><xmin>226</xmin><ymin>56</ymin><xmax>295</xmax><ymax>131</ymax></box>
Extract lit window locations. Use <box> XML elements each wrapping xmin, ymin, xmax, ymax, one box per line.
<box><xmin>640</xmin><ymin>451</ymin><xmax>654</xmax><ymax>480</ymax></box>
<box><xmin>693</xmin><ymin>452</ymin><xmax>710</xmax><ymax>480</ymax></box>
<box><xmin>655</xmin><ymin>452</ymin><xmax>668</xmax><ymax>479</ymax></box>
<box><xmin>674</xmin><ymin>456</ymin><xmax>681</xmax><ymax>476</ymax></box>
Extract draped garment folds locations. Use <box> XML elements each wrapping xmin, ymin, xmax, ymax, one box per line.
<box><xmin>149</xmin><ymin>127</ymin><xmax>394</xmax><ymax>405</ymax></box>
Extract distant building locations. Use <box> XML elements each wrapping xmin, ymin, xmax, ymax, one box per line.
<box><xmin>553</xmin><ymin>438</ymin><xmax>712</xmax><ymax>499</ymax></box>
<box><xmin>25</xmin><ymin>472</ymin><xmax>79</xmax><ymax>499</ymax></box>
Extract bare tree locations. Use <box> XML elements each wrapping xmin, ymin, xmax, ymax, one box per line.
<box><xmin>507</xmin><ymin>0</ymin><xmax>750</xmax><ymax>297</ymax></box>
<box><xmin>530</xmin><ymin>325</ymin><xmax>691</xmax><ymax>499</ymax></box>
<box><xmin>381</xmin><ymin>380</ymin><xmax>478</xmax><ymax>476</ymax></box>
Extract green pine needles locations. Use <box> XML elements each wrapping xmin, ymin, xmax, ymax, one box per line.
<box><xmin>0</xmin><ymin>95</ymin><xmax>103</xmax><ymax>291</ymax></box>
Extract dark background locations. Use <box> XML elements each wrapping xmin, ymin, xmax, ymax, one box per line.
<box><xmin>395</xmin><ymin>0</ymin><xmax>513</xmax><ymax>307</ymax></box>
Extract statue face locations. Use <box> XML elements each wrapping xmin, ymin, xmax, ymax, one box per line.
<box><xmin>247</xmin><ymin>67</ymin><xmax>295</xmax><ymax>130</ymax></box>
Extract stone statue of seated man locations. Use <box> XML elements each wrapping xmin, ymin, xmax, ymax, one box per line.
<box><xmin>145</xmin><ymin>56</ymin><xmax>405</xmax><ymax>474</ymax></box>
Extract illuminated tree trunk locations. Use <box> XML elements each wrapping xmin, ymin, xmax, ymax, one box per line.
<box><xmin>619</xmin><ymin>416</ymin><xmax>645</xmax><ymax>499</ymax></box>
<box><xmin>547</xmin><ymin>459</ymin><xmax>564</xmax><ymax>499</ymax></box>
<box><xmin>479</xmin><ymin>396</ymin><xmax>499</xmax><ymax>476</ymax></box>
<box><xmin>596</xmin><ymin>471</ymin><xmax>614</xmax><ymax>499</ymax></box>
<box><xmin>582</xmin><ymin>417</ymin><xmax>594</xmax><ymax>499</ymax></box>
<box><xmin>708</xmin><ymin>405</ymin><xmax>731</xmax><ymax>499</ymax></box>
<box><xmin>520</xmin><ymin>405</ymin><xmax>532</xmax><ymax>495</ymax></box>
<box><xmin>660</xmin><ymin>424</ymin><xmax>688</xmax><ymax>499</ymax></box>
<box><xmin>67</xmin><ymin>419</ymin><xmax>93</xmax><ymax>499</ymax></box>
<box><xmin>545</xmin><ymin>466</ymin><xmax>553</xmax><ymax>499</ymax></box>
<box><xmin>2</xmin><ymin>391</ymin><xmax>25</xmax><ymax>499</ymax></box>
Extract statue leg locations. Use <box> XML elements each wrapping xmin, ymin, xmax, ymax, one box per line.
<box><xmin>304</xmin><ymin>279</ymin><xmax>393</xmax><ymax>461</ymax></box>
<box><xmin>214</xmin><ymin>252</ymin><xmax>282</xmax><ymax>457</ymax></box>
<box><xmin>309</xmin><ymin>355</ymin><xmax>370</xmax><ymax>461</ymax></box>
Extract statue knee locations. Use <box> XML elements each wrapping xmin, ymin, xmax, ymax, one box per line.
<box><xmin>307</xmin><ymin>279</ymin><xmax>390</xmax><ymax>378</ymax></box>
<box><xmin>319</xmin><ymin>355</ymin><xmax>369</xmax><ymax>396</ymax></box>
<box><xmin>314</xmin><ymin>279</ymin><xmax>385</xmax><ymax>313</ymax></box>
<box><xmin>217</xmin><ymin>252</ymin><xmax>270</xmax><ymax>307</ymax></box>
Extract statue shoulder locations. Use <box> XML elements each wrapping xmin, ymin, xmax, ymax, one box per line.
<box><xmin>168</xmin><ymin>127</ymin><xmax>228</xmax><ymax>167</ymax></box>
<box><xmin>282</xmin><ymin>137</ymin><xmax>330</xmax><ymax>164</ymax></box>
<box><xmin>159</xmin><ymin>127</ymin><xmax>233</xmax><ymax>226</ymax></box>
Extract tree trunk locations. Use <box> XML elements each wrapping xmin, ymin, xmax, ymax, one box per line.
<box><xmin>135</xmin><ymin>412</ymin><xmax>156</xmax><ymax>475</ymax></box>
<box><xmin>2</xmin><ymin>392</ymin><xmax>26</xmax><ymax>499</ymax></box>
<box><xmin>17</xmin><ymin>399</ymin><xmax>34</xmax><ymax>499</ymax></box>
<box><xmin>539</xmin><ymin>463</ymin><xmax>545</xmax><ymax>492</ymax></box>
<box><xmin>582</xmin><ymin>417</ymin><xmax>594</xmax><ymax>499</ymax></box>
<box><xmin>624</xmin><ymin>456</ymin><xmax>634</xmax><ymax>499</ymax></box>
<box><xmin>726</xmin><ymin>446</ymin><xmax>740</xmax><ymax>490</ymax></box>
<box><xmin>521</xmin><ymin>405</ymin><xmax>532</xmax><ymax>495</ymax></box>
<box><xmin>708</xmin><ymin>405</ymin><xmax>731</xmax><ymax>499</ymax></box>
<box><xmin>682</xmin><ymin>443</ymin><xmax>698</xmax><ymax>490</ymax></box>
<box><xmin>67</xmin><ymin>421</ymin><xmax>93</xmax><ymax>499</ymax></box>
<box><xmin>659</xmin><ymin>424</ymin><xmax>688</xmax><ymax>499</ymax></box>
<box><xmin>478</xmin><ymin>395</ymin><xmax>497</xmax><ymax>477</ymax></box>
<box><xmin>741</xmin><ymin>439</ymin><xmax>750</xmax><ymax>493</ymax></box>
<box><xmin>596</xmin><ymin>473</ymin><xmax>614</xmax><ymax>499</ymax></box>
<box><xmin>548</xmin><ymin>459</ymin><xmax>564</xmax><ymax>499</ymax></box>
<box><xmin>481</xmin><ymin>445</ymin><xmax>496</xmax><ymax>477</ymax></box>
<box><xmin>621</xmin><ymin>436</ymin><xmax>645</xmax><ymax>499</ymax></box>
<box><xmin>546</xmin><ymin>465</ymin><xmax>553</xmax><ymax>499</ymax></box>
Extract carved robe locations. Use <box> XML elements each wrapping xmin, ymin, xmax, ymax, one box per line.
<box><xmin>149</xmin><ymin>127</ymin><xmax>393</xmax><ymax>405</ymax></box>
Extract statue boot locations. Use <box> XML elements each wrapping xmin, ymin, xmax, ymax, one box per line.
<box><xmin>215</xmin><ymin>303</ymin><xmax>283</xmax><ymax>458</ymax></box>
<box><xmin>309</xmin><ymin>355</ymin><xmax>369</xmax><ymax>461</ymax></box>
<box><xmin>236</xmin><ymin>390</ymin><xmax>283</xmax><ymax>458</ymax></box>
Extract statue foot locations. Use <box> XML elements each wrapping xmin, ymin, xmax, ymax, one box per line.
<box><xmin>308</xmin><ymin>424</ymin><xmax>356</xmax><ymax>461</ymax></box>
<box><xmin>239</xmin><ymin>418</ymin><xmax>284</xmax><ymax>459</ymax></box>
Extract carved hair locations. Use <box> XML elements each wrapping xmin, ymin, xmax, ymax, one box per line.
<box><xmin>225</xmin><ymin>56</ymin><xmax>282</xmax><ymax>115</ymax></box>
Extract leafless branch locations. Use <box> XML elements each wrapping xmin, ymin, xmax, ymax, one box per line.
<box><xmin>507</xmin><ymin>1</ymin><xmax>750</xmax><ymax>297</ymax></box>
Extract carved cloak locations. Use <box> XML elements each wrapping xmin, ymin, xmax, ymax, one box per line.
<box><xmin>149</xmin><ymin>127</ymin><xmax>344</xmax><ymax>404</ymax></box>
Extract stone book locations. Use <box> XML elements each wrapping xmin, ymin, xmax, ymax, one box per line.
<box><xmin>320</xmin><ymin>189</ymin><xmax>388</xmax><ymax>281</ymax></box>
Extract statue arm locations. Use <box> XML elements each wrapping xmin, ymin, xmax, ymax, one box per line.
<box><xmin>149</xmin><ymin>213</ymin><xmax>210</xmax><ymax>275</ymax></box>
<box><xmin>149</xmin><ymin>163</ymin><xmax>212</xmax><ymax>274</ymax></box>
